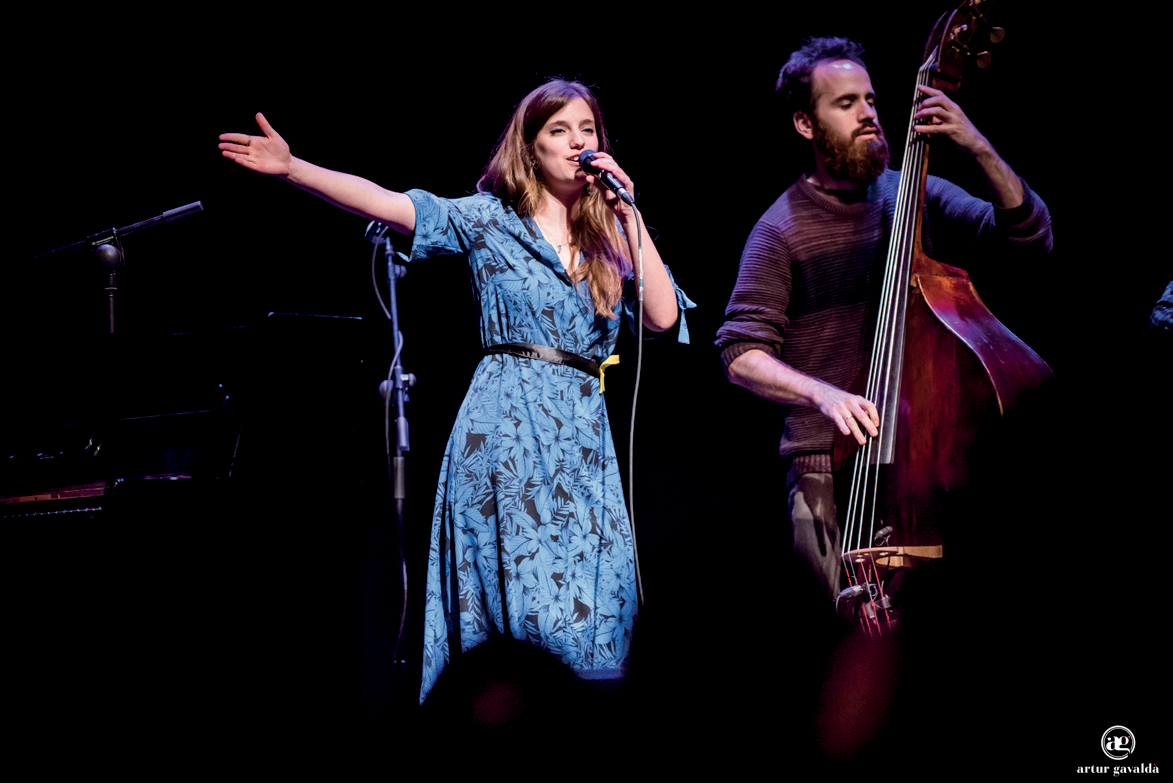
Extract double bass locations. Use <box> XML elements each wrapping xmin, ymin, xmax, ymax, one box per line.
<box><xmin>836</xmin><ymin>0</ymin><xmax>1051</xmax><ymax>631</ymax></box>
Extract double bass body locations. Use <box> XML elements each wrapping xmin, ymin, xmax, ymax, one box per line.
<box><xmin>836</xmin><ymin>0</ymin><xmax>1051</xmax><ymax>607</ymax></box>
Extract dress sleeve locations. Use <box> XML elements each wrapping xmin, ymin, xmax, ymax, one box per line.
<box><xmin>621</xmin><ymin>264</ymin><xmax>696</xmax><ymax>344</ymax></box>
<box><xmin>714</xmin><ymin>218</ymin><xmax>790</xmax><ymax>370</ymax></box>
<box><xmin>1151</xmin><ymin>281</ymin><xmax>1173</xmax><ymax>333</ymax></box>
<box><xmin>404</xmin><ymin>189</ymin><xmax>473</xmax><ymax>261</ymax></box>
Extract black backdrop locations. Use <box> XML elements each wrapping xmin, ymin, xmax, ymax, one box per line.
<box><xmin>6</xmin><ymin>4</ymin><xmax>1167</xmax><ymax>769</ymax></box>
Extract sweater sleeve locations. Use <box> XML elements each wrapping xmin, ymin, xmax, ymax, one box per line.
<box><xmin>925</xmin><ymin>175</ymin><xmax>1053</xmax><ymax>261</ymax></box>
<box><xmin>715</xmin><ymin>217</ymin><xmax>792</xmax><ymax>370</ymax></box>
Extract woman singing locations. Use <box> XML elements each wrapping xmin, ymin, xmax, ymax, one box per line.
<box><xmin>219</xmin><ymin>79</ymin><xmax>693</xmax><ymax>701</ymax></box>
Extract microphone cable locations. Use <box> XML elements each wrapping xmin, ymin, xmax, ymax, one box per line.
<box><xmin>627</xmin><ymin>206</ymin><xmax>646</xmax><ymax>608</ymax></box>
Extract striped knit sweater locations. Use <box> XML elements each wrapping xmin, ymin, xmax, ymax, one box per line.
<box><xmin>716</xmin><ymin>168</ymin><xmax>1052</xmax><ymax>474</ymax></box>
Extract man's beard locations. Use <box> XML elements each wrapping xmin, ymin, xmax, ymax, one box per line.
<box><xmin>811</xmin><ymin>115</ymin><xmax>890</xmax><ymax>184</ymax></box>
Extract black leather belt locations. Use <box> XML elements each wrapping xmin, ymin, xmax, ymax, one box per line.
<box><xmin>485</xmin><ymin>342</ymin><xmax>600</xmax><ymax>379</ymax></box>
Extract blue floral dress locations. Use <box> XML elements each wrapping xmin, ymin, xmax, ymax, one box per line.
<box><xmin>408</xmin><ymin>189</ymin><xmax>693</xmax><ymax>702</ymax></box>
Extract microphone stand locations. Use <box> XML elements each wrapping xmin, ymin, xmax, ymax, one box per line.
<box><xmin>18</xmin><ymin>203</ymin><xmax>205</xmax><ymax>462</ymax></box>
<box><xmin>387</xmin><ymin>242</ymin><xmax>412</xmax><ymax>502</ymax></box>
<box><xmin>367</xmin><ymin>222</ymin><xmax>415</xmax><ymax>697</ymax></box>
<box><xmin>25</xmin><ymin>202</ymin><xmax>204</xmax><ymax>337</ymax></box>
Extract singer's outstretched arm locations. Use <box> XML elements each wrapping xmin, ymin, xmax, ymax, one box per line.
<box><xmin>221</xmin><ymin>113</ymin><xmax>676</xmax><ymax>331</ymax></box>
<box><xmin>219</xmin><ymin>113</ymin><xmax>416</xmax><ymax>235</ymax></box>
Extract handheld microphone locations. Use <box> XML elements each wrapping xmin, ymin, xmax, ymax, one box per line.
<box><xmin>579</xmin><ymin>150</ymin><xmax>634</xmax><ymax>205</ymax></box>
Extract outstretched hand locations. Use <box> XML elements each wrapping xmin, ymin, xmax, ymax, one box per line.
<box><xmin>913</xmin><ymin>85</ymin><xmax>992</xmax><ymax>158</ymax></box>
<box><xmin>218</xmin><ymin>113</ymin><xmax>291</xmax><ymax>176</ymax></box>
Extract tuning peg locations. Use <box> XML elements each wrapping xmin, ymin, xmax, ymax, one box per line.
<box><xmin>948</xmin><ymin>23</ymin><xmax>971</xmax><ymax>58</ymax></box>
<box><xmin>974</xmin><ymin>51</ymin><xmax>993</xmax><ymax>68</ymax></box>
<box><xmin>969</xmin><ymin>1</ymin><xmax>1006</xmax><ymax>44</ymax></box>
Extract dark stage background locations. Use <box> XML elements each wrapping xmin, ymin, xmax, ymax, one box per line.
<box><xmin>6</xmin><ymin>4</ymin><xmax>1167</xmax><ymax>770</ymax></box>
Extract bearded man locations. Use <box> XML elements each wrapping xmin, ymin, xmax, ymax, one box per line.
<box><xmin>715</xmin><ymin>37</ymin><xmax>1052</xmax><ymax>600</ymax></box>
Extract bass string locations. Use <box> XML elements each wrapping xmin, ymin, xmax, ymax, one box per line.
<box><xmin>841</xmin><ymin>59</ymin><xmax>934</xmax><ymax>574</ymax></box>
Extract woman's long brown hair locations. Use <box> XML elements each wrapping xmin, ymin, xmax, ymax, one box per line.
<box><xmin>477</xmin><ymin>80</ymin><xmax>631</xmax><ymax>319</ymax></box>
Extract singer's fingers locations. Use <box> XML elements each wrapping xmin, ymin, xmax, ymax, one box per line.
<box><xmin>218</xmin><ymin>132</ymin><xmax>252</xmax><ymax>145</ymax></box>
<box><xmin>255</xmin><ymin>112</ymin><xmax>278</xmax><ymax>138</ymax></box>
<box><xmin>220</xmin><ymin>148</ymin><xmax>255</xmax><ymax>169</ymax></box>
<box><xmin>584</xmin><ymin>151</ymin><xmax>616</xmax><ymax>167</ymax></box>
<box><xmin>587</xmin><ymin>153</ymin><xmax>619</xmax><ymax>168</ymax></box>
<box><xmin>587</xmin><ymin>155</ymin><xmax>633</xmax><ymax>187</ymax></box>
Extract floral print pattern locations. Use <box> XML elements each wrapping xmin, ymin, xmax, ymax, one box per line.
<box><xmin>408</xmin><ymin>190</ymin><xmax>693</xmax><ymax>701</ymax></box>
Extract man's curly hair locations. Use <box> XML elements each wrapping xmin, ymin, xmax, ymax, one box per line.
<box><xmin>776</xmin><ymin>37</ymin><xmax>868</xmax><ymax>118</ymax></box>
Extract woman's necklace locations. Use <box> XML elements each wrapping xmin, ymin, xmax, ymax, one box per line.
<box><xmin>534</xmin><ymin>214</ymin><xmax>571</xmax><ymax>260</ymax></box>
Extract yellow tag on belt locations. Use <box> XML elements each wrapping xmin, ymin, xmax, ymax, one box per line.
<box><xmin>599</xmin><ymin>355</ymin><xmax>620</xmax><ymax>393</ymax></box>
